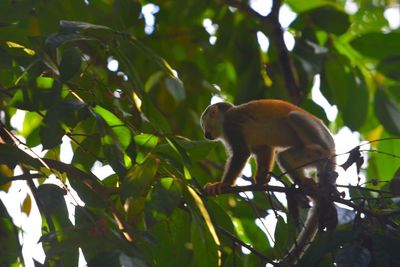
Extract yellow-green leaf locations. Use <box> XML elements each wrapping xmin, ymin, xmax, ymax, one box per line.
<box><xmin>21</xmin><ymin>194</ymin><xmax>32</xmax><ymax>216</ymax></box>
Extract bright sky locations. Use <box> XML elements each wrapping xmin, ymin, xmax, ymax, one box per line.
<box><xmin>1</xmin><ymin>1</ymin><xmax>399</xmax><ymax>266</ymax></box>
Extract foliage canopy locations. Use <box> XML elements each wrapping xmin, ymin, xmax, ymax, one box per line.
<box><xmin>0</xmin><ymin>0</ymin><xmax>400</xmax><ymax>266</ymax></box>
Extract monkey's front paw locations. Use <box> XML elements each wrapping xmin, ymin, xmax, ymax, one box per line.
<box><xmin>204</xmin><ymin>182</ymin><xmax>229</xmax><ymax>196</ymax></box>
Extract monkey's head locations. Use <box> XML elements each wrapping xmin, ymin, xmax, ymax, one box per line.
<box><xmin>200</xmin><ymin>102</ymin><xmax>233</xmax><ymax>140</ymax></box>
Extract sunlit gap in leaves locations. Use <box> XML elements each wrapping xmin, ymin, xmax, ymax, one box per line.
<box><xmin>141</xmin><ymin>3</ymin><xmax>160</xmax><ymax>35</ymax></box>
<box><xmin>6</xmin><ymin>108</ymin><xmax>98</xmax><ymax>266</ymax></box>
<box><xmin>250</xmin><ymin>0</ymin><xmax>272</xmax><ymax>16</ymax></box>
<box><xmin>91</xmin><ymin>161</ymin><xmax>115</xmax><ymax>181</ymax></box>
<box><xmin>384</xmin><ymin>6</ymin><xmax>400</xmax><ymax>29</ymax></box>
<box><xmin>251</xmin><ymin>0</ymin><xmax>296</xmax><ymax>51</ymax></box>
<box><xmin>59</xmin><ymin>138</ymin><xmax>93</xmax><ymax>209</ymax></box>
<box><xmin>279</xmin><ymin>5</ymin><xmax>296</xmax><ymax>51</ymax></box>
<box><xmin>236</xmin><ymin>163</ymin><xmax>254</xmax><ymax>199</ymax></box>
<box><xmin>4</xmin><ymin>112</ymin><xmax>60</xmax><ymax>265</ymax></box>
<box><xmin>257</xmin><ymin>31</ymin><xmax>269</xmax><ymax>52</ymax></box>
<box><xmin>0</xmin><ymin>172</ymin><xmax>46</xmax><ymax>265</ymax></box>
<box><xmin>59</xmin><ymin>143</ymin><xmax>111</xmax><ymax>267</ymax></box>
<box><xmin>107</xmin><ymin>56</ymin><xmax>119</xmax><ymax>72</ymax></box>
<box><xmin>210</xmin><ymin>85</ymin><xmax>224</xmax><ymax>104</ymax></box>
<box><xmin>345</xmin><ymin>0</ymin><xmax>359</xmax><ymax>14</ymax></box>
<box><xmin>0</xmin><ymin>110</ymin><xmax>5</xmax><ymax>122</ymax></box>
<box><xmin>106</xmin><ymin>56</ymin><xmax>129</xmax><ymax>99</ymax></box>
<box><xmin>203</xmin><ymin>18</ymin><xmax>218</xmax><ymax>45</ymax></box>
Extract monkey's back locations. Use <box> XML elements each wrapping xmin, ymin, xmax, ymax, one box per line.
<box><xmin>223</xmin><ymin>99</ymin><xmax>326</xmax><ymax>148</ymax></box>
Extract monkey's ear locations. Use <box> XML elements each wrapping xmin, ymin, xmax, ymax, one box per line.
<box><xmin>207</xmin><ymin>106</ymin><xmax>218</xmax><ymax>117</ymax></box>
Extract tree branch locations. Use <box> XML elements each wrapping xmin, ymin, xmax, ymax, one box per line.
<box><xmin>207</xmin><ymin>183</ymin><xmax>288</xmax><ymax>195</ymax></box>
<box><xmin>0</xmin><ymin>173</ymin><xmax>43</xmax><ymax>184</ymax></box>
<box><xmin>211</xmin><ymin>183</ymin><xmax>399</xmax><ymax>229</ymax></box>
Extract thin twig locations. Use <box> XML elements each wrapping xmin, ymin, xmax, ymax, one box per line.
<box><xmin>337</xmin><ymin>184</ymin><xmax>396</xmax><ymax>196</ymax></box>
<box><xmin>217</xmin><ymin>226</ymin><xmax>277</xmax><ymax>265</ymax></box>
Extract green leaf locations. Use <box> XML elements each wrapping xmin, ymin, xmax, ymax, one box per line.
<box><xmin>10</xmin><ymin>77</ymin><xmax>63</xmax><ymax>111</ymax></box>
<box><xmin>165</xmin><ymin>77</ymin><xmax>186</xmax><ymax>102</ymax></box>
<box><xmin>300</xmin><ymin>229</ymin><xmax>356</xmax><ymax>266</ymax></box>
<box><xmin>0</xmin><ymin>47</ymin><xmax>12</xmax><ymax>68</ymax></box>
<box><xmin>286</xmin><ymin>0</ymin><xmax>328</xmax><ymax>13</ymax></box>
<box><xmin>38</xmin><ymin>184</ymin><xmax>79</xmax><ymax>267</ymax></box>
<box><xmin>113</xmin><ymin>0</ymin><xmax>142</xmax><ymax>28</ymax></box>
<box><xmin>93</xmin><ymin>105</ymin><xmax>131</xmax><ymax>148</ymax></box>
<box><xmin>120</xmin><ymin>157</ymin><xmax>158</xmax><ymax>200</ymax></box>
<box><xmin>377</xmin><ymin>56</ymin><xmax>400</xmax><ymax>81</ymax></box>
<box><xmin>37</xmin><ymin>184</ymin><xmax>70</xmax><ymax>224</ymax></box>
<box><xmin>129</xmin><ymin>38</ymin><xmax>177</xmax><ymax>77</ymax></box>
<box><xmin>291</xmin><ymin>6</ymin><xmax>350</xmax><ymax>35</ymax></box>
<box><xmin>133</xmin><ymin>134</ymin><xmax>158</xmax><ymax>163</ymax></box>
<box><xmin>301</xmin><ymin>99</ymin><xmax>329</xmax><ymax>125</ymax></box>
<box><xmin>141</xmin><ymin>96</ymin><xmax>171</xmax><ymax>133</ymax></box>
<box><xmin>59</xmin><ymin>20</ymin><xmax>113</xmax><ymax>32</ymax></box>
<box><xmin>45</xmin><ymin>33</ymin><xmax>96</xmax><ymax>49</ymax></box>
<box><xmin>335</xmin><ymin>244</ymin><xmax>371</xmax><ymax>267</ymax></box>
<box><xmin>165</xmin><ymin>137</ymin><xmax>191</xmax><ymax>166</ymax></box>
<box><xmin>39</xmin><ymin>100</ymin><xmax>90</xmax><ymax>149</ymax></box>
<box><xmin>39</xmin><ymin>122</ymin><xmax>65</xmax><ymax>149</ymax></box>
<box><xmin>374</xmin><ymin>90</ymin><xmax>400</xmax><ymax>135</ymax></box>
<box><xmin>273</xmin><ymin>215</ymin><xmax>288</xmax><ymax>258</ymax></box>
<box><xmin>185</xmin><ymin>185</ymin><xmax>221</xmax><ymax>265</ymax></box>
<box><xmin>390</xmin><ymin>168</ymin><xmax>400</xmax><ymax>194</ymax></box>
<box><xmin>323</xmin><ymin>57</ymin><xmax>350</xmax><ymax>109</ymax></box>
<box><xmin>178</xmin><ymin>140</ymin><xmax>220</xmax><ymax>161</ymax></box>
<box><xmin>148</xmin><ymin>209</ymin><xmax>192</xmax><ymax>266</ymax></box>
<box><xmin>374</xmin><ymin>132</ymin><xmax>400</xmax><ymax>181</ymax></box>
<box><xmin>241</xmin><ymin>219</ymin><xmax>271</xmax><ymax>251</ymax></box>
<box><xmin>0</xmin><ymin>144</ymin><xmax>41</xmax><ymax>170</ymax></box>
<box><xmin>92</xmin><ymin>105</ymin><xmax>132</xmax><ymax>175</ymax></box>
<box><xmin>71</xmin><ymin>136</ymin><xmax>100</xmax><ymax>172</ymax></box>
<box><xmin>102</xmin><ymin>143</ymin><xmax>127</xmax><ymax>177</ymax></box>
<box><xmin>370</xmin><ymin>234</ymin><xmax>400</xmax><ymax>266</ymax></box>
<box><xmin>22</xmin><ymin>111</ymin><xmax>42</xmax><ymax>138</ymax></box>
<box><xmin>59</xmin><ymin>47</ymin><xmax>82</xmax><ymax>82</ymax></box>
<box><xmin>191</xmin><ymin>220</ymin><xmax>220</xmax><ymax>267</ymax></box>
<box><xmin>0</xmin><ymin>201</ymin><xmax>21</xmax><ymax>266</ymax></box>
<box><xmin>145</xmin><ymin>71</ymin><xmax>164</xmax><ymax>92</ymax></box>
<box><xmin>342</xmin><ymin>70</ymin><xmax>369</xmax><ymax>131</ymax></box>
<box><xmin>351</xmin><ymin>32</ymin><xmax>400</xmax><ymax>59</ymax></box>
<box><xmin>134</xmin><ymin>134</ymin><xmax>159</xmax><ymax>148</ymax></box>
<box><xmin>145</xmin><ymin>180</ymin><xmax>181</xmax><ymax>218</ymax></box>
<box><xmin>323</xmin><ymin>57</ymin><xmax>368</xmax><ymax>130</ymax></box>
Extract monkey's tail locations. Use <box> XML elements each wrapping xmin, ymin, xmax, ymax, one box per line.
<box><xmin>279</xmin><ymin>158</ymin><xmax>338</xmax><ymax>266</ymax></box>
<box><xmin>279</xmin><ymin>199</ymin><xmax>319</xmax><ymax>266</ymax></box>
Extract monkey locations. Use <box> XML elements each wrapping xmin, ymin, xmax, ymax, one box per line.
<box><xmin>200</xmin><ymin>99</ymin><xmax>338</xmax><ymax>265</ymax></box>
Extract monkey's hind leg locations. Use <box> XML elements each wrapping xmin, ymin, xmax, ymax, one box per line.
<box><xmin>276</xmin><ymin>147</ymin><xmax>318</xmax><ymax>196</ymax></box>
<box><xmin>252</xmin><ymin>145</ymin><xmax>275</xmax><ymax>185</ymax></box>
